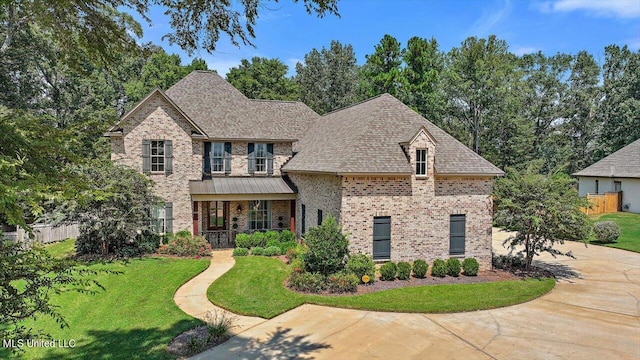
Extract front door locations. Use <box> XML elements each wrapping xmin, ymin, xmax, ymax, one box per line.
<box><xmin>206</xmin><ymin>201</ymin><xmax>228</xmax><ymax>230</ymax></box>
<box><xmin>373</xmin><ymin>216</ymin><xmax>391</xmax><ymax>260</ymax></box>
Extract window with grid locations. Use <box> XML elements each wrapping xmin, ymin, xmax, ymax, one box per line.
<box><xmin>255</xmin><ymin>143</ymin><xmax>267</xmax><ymax>172</ymax></box>
<box><xmin>249</xmin><ymin>200</ymin><xmax>271</xmax><ymax>230</ymax></box>
<box><xmin>151</xmin><ymin>205</ymin><xmax>166</xmax><ymax>233</ymax></box>
<box><xmin>416</xmin><ymin>149</ymin><xmax>427</xmax><ymax>176</ymax></box>
<box><xmin>211</xmin><ymin>142</ymin><xmax>225</xmax><ymax>173</ymax></box>
<box><xmin>151</xmin><ymin>140</ymin><xmax>165</xmax><ymax>172</ymax></box>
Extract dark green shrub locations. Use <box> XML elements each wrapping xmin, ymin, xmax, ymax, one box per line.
<box><xmin>379</xmin><ymin>261</ymin><xmax>397</xmax><ymax>281</ymax></box>
<box><xmin>594</xmin><ymin>221</ymin><xmax>620</xmax><ymax>243</ymax></box>
<box><xmin>303</xmin><ymin>216</ymin><xmax>349</xmax><ymax>276</ymax></box>
<box><xmin>250</xmin><ymin>232</ymin><xmax>266</xmax><ymax>248</ymax></box>
<box><xmin>412</xmin><ymin>259</ymin><xmax>428</xmax><ymax>278</ymax></box>
<box><xmin>345</xmin><ymin>253</ymin><xmax>376</xmax><ymax>284</ymax></box>
<box><xmin>462</xmin><ymin>258</ymin><xmax>479</xmax><ymax>276</ymax></box>
<box><xmin>264</xmin><ymin>246</ymin><xmax>282</xmax><ymax>256</ymax></box>
<box><xmin>235</xmin><ymin>233</ymin><xmax>251</xmax><ymax>248</ymax></box>
<box><xmin>279</xmin><ymin>241</ymin><xmax>297</xmax><ymax>254</ymax></box>
<box><xmin>251</xmin><ymin>247</ymin><xmax>265</xmax><ymax>256</ymax></box>
<box><xmin>288</xmin><ymin>271</ymin><xmax>325</xmax><ymax>293</ymax></box>
<box><xmin>396</xmin><ymin>261</ymin><xmax>411</xmax><ymax>280</ymax></box>
<box><xmin>157</xmin><ymin>234</ymin><xmax>211</xmax><ymax>257</ymax></box>
<box><xmin>446</xmin><ymin>258</ymin><xmax>461</xmax><ymax>277</ymax></box>
<box><xmin>326</xmin><ymin>272</ymin><xmax>359</xmax><ymax>293</ymax></box>
<box><xmin>232</xmin><ymin>247</ymin><xmax>249</xmax><ymax>256</ymax></box>
<box><xmin>266</xmin><ymin>239</ymin><xmax>281</xmax><ymax>249</ymax></box>
<box><xmin>492</xmin><ymin>253</ymin><xmax>526</xmax><ymax>270</ymax></box>
<box><xmin>280</xmin><ymin>230</ymin><xmax>295</xmax><ymax>243</ymax></box>
<box><xmin>431</xmin><ymin>259</ymin><xmax>447</xmax><ymax>277</ymax></box>
<box><xmin>264</xmin><ymin>230</ymin><xmax>280</xmax><ymax>244</ymax></box>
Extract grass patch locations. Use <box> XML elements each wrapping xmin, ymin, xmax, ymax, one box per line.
<box><xmin>208</xmin><ymin>257</ymin><xmax>555</xmax><ymax>319</ymax></box>
<box><xmin>0</xmin><ymin>241</ymin><xmax>209</xmax><ymax>360</ymax></box>
<box><xmin>42</xmin><ymin>238</ymin><xmax>76</xmax><ymax>259</ymax></box>
<box><xmin>589</xmin><ymin>212</ymin><xmax>640</xmax><ymax>253</ymax></box>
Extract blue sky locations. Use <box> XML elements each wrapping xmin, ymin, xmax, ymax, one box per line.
<box><xmin>131</xmin><ymin>0</ymin><xmax>640</xmax><ymax>76</ymax></box>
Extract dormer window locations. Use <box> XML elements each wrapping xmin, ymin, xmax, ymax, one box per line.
<box><xmin>416</xmin><ymin>149</ymin><xmax>427</xmax><ymax>176</ymax></box>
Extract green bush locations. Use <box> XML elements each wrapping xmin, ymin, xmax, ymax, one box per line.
<box><xmin>264</xmin><ymin>230</ymin><xmax>280</xmax><ymax>244</ymax></box>
<box><xmin>232</xmin><ymin>247</ymin><xmax>249</xmax><ymax>256</ymax></box>
<box><xmin>266</xmin><ymin>239</ymin><xmax>281</xmax><ymax>249</ymax></box>
<box><xmin>396</xmin><ymin>261</ymin><xmax>411</xmax><ymax>280</ymax></box>
<box><xmin>492</xmin><ymin>253</ymin><xmax>526</xmax><ymax>270</ymax></box>
<box><xmin>446</xmin><ymin>258</ymin><xmax>461</xmax><ymax>277</ymax></box>
<box><xmin>326</xmin><ymin>272</ymin><xmax>359</xmax><ymax>293</ymax></box>
<box><xmin>279</xmin><ymin>241</ymin><xmax>297</xmax><ymax>254</ymax></box>
<box><xmin>157</xmin><ymin>234</ymin><xmax>211</xmax><ymax>257</ymax></box>
<box><xmin>289</xmin><ymin>258</ymin><xmax>305</xmax><ymax>274</ymax></box>
<box><xmin>412</xmin><ymin>259</ymin><xmax>428</xmax><ymax>278</ymax></box>
<box><xmin>594</xmin><ymin>221</ymin><xmax>621</xmax><ymax>243</ymax></box>
<box><xmin>303</xmin><ymin>216</ymin><xmax>349</xmax><ymax>276</ymax></box>
<box><xmin>288</xmin><ymin>271</ymin><xmax>325</xmax><ymax>293</ymax></box>
<box><xmin>251</xmin><ymin>232</ymin><xmax>266</xmax><ymax>248</ymax></box>
<box><xmin>345</xmin><ymin>253</ymin><xmax>376</xmax><ymax>284</ymax></box>
<box><xmin>462</xmin><ymin>258</ymin><xmax>479</xmax><ymax>276</ymax></box>
<box><xmin>279</xmin><ymin>230</ymin><xmax>295</xmax><ymax>243</ymax></box>
<box><xmin>235</xmin><ymin>233</ymin><xmax>251</xmax><ymax>249</ymax></box>
<box><xmin>264</xmin><ymin>246</ymin><xmax>282</xmax><ymax>256</ymax></box>
<box><xmin>431</xmin><ymin>259</ymin><xmax>447</xmax><ymax>277</ymax></box>
<box><xmin>251</xmin><ymin>247</ymin><xmax>265</xmax><ymax>256</ymax></box>
<box><xmin>379</xmin><ymin>261</ymin><xmax>397</xmax><ymax>281</ymax></box>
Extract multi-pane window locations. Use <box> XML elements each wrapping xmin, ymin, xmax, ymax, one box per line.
<box><xmin>151</xmin><ymin>205</ymin><xmax>166</xmax><ymax>233</ymax></box>
<box><xmin>255</xmin><ymin>143</ymin><xmax>267</xmax><ymax>172</ymax></box>
<box><xmin>151</xmin><ymin>140</ymin><xmax>165</xmax><ymax>172</ymax></box>
<box><xmin>211</xmin><ymin>142</ymin><xmax>225</xmax><ymax>173</ymax></box>
<box><xmin>416</xmin><ymin>149</ymin><xmax>427</xmax><ymax>176</ymax></box>
<box><xmin>249</xmin><ymin>200</ymin><xmax>271</xmax><ymax>230</ymax></box>
<box><xmin>208</xmin><ymin>201</ymin><xmax>226</xmax><ymax>229</ymax></box>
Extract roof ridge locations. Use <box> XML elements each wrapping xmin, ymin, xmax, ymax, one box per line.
<box><xmin>250</xmin><ymin>99</ymin><xmax>305</xmax><ymax>104</ymax></box>
<box><xmin>321</xmin><ymin>93</ymin><xmax>390</xmax><ymax>117</ymax></box>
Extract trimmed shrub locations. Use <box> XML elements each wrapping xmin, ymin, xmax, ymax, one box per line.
<box><xmin>396</xmin><ymin>261</ymin><xmax>411</xmax><ymax>280</ymax></box>
<box><xmin>446</xmin><ymin>258</ymin><xmax>461</xmax><ymax>277</ymax></box>
<box><xmin>232</xmin><ymin>247</ymin><xmax>249</xmax><ymax>256</ymax></box>
<box><xmin>250</xmin><ymin>232</ymin><xmax>266</xmax><ymax>248</ymax></box>
<box><xmin>279</xmin><ymin>230</ymin><xmax>295</xmax><ymax>243</ymax></box>
<box><xmin>266</xmin><ymin>239</ymin><xmax>281</xmax><ymax>249</ymax></box>
<box><xmin>379</xmin><ymin>261</ymin><xmax>397</xmax><ymax>281</ymax></box>
<box><xmin>264</xmin><ymin>246</ymin><xmax>282</xmax><ymax>256</ymax></box>
<box><xmin>279</xmin><ymin>241</ymin><xmax>297</xmax><ymax>254</ymax></box>
<box><xmin>288</xmin><ymin>271</ymin><xmax>325</xmax><ymax>293</ymax></box>
<box><xmin>345</xmin><ymin>253</ymin><xmax>376</xmax><ymax>284</ymax></box>
<box><xmin>462</xmin><ymin>258</ymin><xmax>479</xmax><ymax>276</ymax></box>
<box><xmin>303</xmin><ymin>216</ymin><xmax>349</xmax><ymax>276</ymax></box>
<box><xmin>264</xmin><ymin>230</ymin><xmax>280</xmax><ymax>244</ymax></box>
<box><xmin>492</xmin><ymin>253</ymin><xmax>526</xmax><ymax>270</ymax></box>
<box><xmin>412</xmin><ymin>259</ymin><xmax>428</xmax><ymax>278</ymax></box>
<box><xmin>594</xmin><ymin>221</ymin><xmax>620</xmax><ymax>243</ymax></box>
<box><xmin>286</xmin><ymin>243</ymin><xmax>309</xmax><ymax>263</ymax></box>
<box><xmin>157</xmin><ymin>234</ymin><xmax>211</xmax><ymax>257</ymax></box>
<box><xmin>251</xmin><ymin>247</ymin><xmax>265</xmax><ymax>256</ymax></box>
<box><xmin>235</xmin><ymin>233</ymin><xmax>251</xmax><ymax>249</ymax></box>
<box><xmin>326</xmin><ymin>272</ymin><xmax>359</xmax><ymax>293</ymax></box>
<box><xmin>431</xmin><ymin>259</ymin><xmax>447</xmax><ymax>277</ymax></box>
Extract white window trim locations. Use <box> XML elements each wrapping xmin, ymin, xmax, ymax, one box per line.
<box><xmin>254</xmin><ymin>143</ymin><xmax>267</xmax><ymax>173</ymax></box>
<box><xmin>151</xmin><ymin>140</ymin><xmax>165</xmax><ymax>173</ymax></box>
<box><xmin>416</xmin><ymin>148</ymin><xmax>428</xmax><ymax>177</ymax></box>
<box><xmin>211</xmin><ymin>142</ymin><xmax>225</xmax><ymax>173</ymax></box>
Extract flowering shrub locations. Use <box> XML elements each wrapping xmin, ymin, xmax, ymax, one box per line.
<box><xmin>288</xmin><ymin>271</ymin><xmax>325</xmax><ymax>293</ymax></box>
<box><xmin>326</xmin><ymin>273</ymin><xmax>359</xmax><ymax>293</ymax></box>
<box><xmin>157</xmin><ymin>233</ymin><xmax>211</xmax><ymax>257</ymax></box>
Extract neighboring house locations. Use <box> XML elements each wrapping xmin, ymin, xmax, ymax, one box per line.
<box><xmin>573</xmin><ymin>138</ymin><xmax>640</xmax><ymax>213</ymax></box>
<box><xmin>106</xmin><ymin>71</ymin><xmax>503</xmax><ymax>268</ymax></box>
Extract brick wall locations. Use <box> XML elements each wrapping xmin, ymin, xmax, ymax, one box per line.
<box><xmin>287</xmin><ymin>173</ymin><xmax>342</xmax><ymax>237</ymax></box>
<box><xmin>228</xmin><ymin>141</ymin><xmax>292</xmax><ymax>176</ymax></box>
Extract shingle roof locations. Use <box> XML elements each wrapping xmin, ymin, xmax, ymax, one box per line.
<box><xmin>189</xmin><ymin>177</ymin><xmax>296</xmax><ymax>195</ymax></box>
<box><xmin>573</xmin><ymin>138</ymin><xmax>640</xmax><ymax>178</ymax></box>
<box><xmin>165</xmin><ymin>71</ymin><xmax>319</xmax><ymax>141</ymax></box>
<box><xmin>283</xmin><ymin>94</ymin><xmax>504</xmax><ymax>176</ymax></box>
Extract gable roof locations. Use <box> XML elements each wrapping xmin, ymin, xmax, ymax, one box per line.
<box><xmin>283</xmin><ymin>94</ymin><xmax>504</xmax><ymax>176</ymax></box>
<box><xmin>573</xmin><ymin>138</ymin><xmax>640</xmax><ymax>178</ymax></box>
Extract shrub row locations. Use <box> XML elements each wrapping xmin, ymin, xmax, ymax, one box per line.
<box><xmin>379</xmin><ymin>257</ymin><xmax>480</xmax><ymax>280</ymax></box>
<box><xmin>235</xmin><ymin>230</ymin><xmax>296</xmax><ymax>249</ymax></box>
<box><xmin>157</xmin><ymin>230</ymin><xmax>211</xmax><ymax>257</ymax></box>
<box><xmin>288</xmin><ymin>270</ymin><xmax>360</xmax><ymax>294</ymax></box>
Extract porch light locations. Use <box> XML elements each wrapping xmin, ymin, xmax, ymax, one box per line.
<box><xmin>237</xmin><ymin>204</ymin><xmax>243</xmax><ymax>213</ymax></box>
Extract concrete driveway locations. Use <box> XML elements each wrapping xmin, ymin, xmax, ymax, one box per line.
<box><xmin>193</xmin><ymin>230</ymin><xmax>640</xmax><ymax>359</ymax></box>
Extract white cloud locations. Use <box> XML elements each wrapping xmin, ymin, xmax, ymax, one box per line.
<box><xmin>205</xmin><ymin>59</ymin><xmax>243</xmax><ymax>76</ymax></box>
<box><xmin>537</xmin><ymin>0</ymin><xmax>640</xmax><ymax>19</ymax></box>
<box><xmin>467</xmin><ymin>0</ymin><xmax>512</xmax><ymax>36</ymax></box>
<box><xmin>513</xmin><ymin>46</ymin><xmax>540</xmax><ymax>56</ymax></box>
<box><xmin>627</xmin><ymin>37</ymin><xmax>640</xmax><ymax>50</ymax></box>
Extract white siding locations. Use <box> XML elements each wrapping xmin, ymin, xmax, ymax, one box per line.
<box><xmin>577</xmin><ymin>177</ymin><xmax>640</xmax><ymax>213</ymax></box>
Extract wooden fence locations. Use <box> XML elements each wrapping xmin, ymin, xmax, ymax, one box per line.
<box><xmin>3</xmin><ymin>223</ymin><xmax>79</xmax><ymax>244</ymax></box>
<box><xmin>581</xmin><ymin>192</ymin><xmax>622</xmax><ymax>215</ymax></box>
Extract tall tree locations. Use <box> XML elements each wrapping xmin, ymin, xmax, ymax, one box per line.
<box><xmin>226</xmin><ymin>57</ymin><xmax>299</xmax><ymax>100</ymax></box>
<box><xmin>296</xmin><ymin>40</ymin><xmax>360</xmax><ymax>114</ymax></box>
<box><xmin>598</xmin><ymin>45</ymin><xmax>640</xmax><ymax>157</ymax></box>
<box><xmin>361</xmin><ymin>34</ymin><xmax>406</xmax><ymax>97</ymax></box>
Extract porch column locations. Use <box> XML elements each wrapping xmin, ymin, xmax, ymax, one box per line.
<box><xmin>192</xmin><ymin>201</ymin><xmax>199</xmax><ymax>235</ymax></box>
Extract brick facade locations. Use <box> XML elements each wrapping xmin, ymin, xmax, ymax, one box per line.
<box><xmin>288</xmin><ymin>173</ymin><xmax>342</xmax><ymax>234</ymax></box>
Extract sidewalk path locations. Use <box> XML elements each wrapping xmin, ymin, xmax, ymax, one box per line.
<box><xmin>173</xmin><ymin>250</ymin><xmax>266</xmax><ymax>336</ymax></box>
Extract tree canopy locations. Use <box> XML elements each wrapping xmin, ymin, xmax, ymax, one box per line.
<box><xmin>227</xmin><ymin>57</ymin><xmax>299</xmax><ymax>100</ymax></box>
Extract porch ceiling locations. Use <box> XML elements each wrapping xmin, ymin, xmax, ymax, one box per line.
<box><xmin>189</xmin><ymin>177</ymin><xmax>297</xmax><ymax>201</ymax></box>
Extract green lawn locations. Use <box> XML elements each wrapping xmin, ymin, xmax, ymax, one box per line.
<box><xmin>208</xmin><ymin>256</ymin><xmax>555</xmax><ymax>319</ymax></box>
<box><xmin>0</xmin><ymin>241</ymin><xmax>210</xmax><ymax>360</ymax></box>
<box><xmin>41</xmin><ymin>238</ymin><xmax>76</xmax><ymax>259</ymax></box>
<box><xmin>590</xmin><ymin>212</ymin><xmax>640</xmax><ymax>252</ymax></box>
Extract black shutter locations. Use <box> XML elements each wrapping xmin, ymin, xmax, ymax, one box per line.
<box><xmin>165</xmin><ymin>140</ymin><xmax>173</xmax><ymax>175</ymax></box>
<box><xmin>449</xmin><ymin>214</ymin><xmax>466</xmax><ymax>255</ymax></box>
<box><xmin>142</xmin><ymin>139</ymin><xmax>151</xmax><ymax>174</ymax></box>
<box><xmin>165</xmin><ymin>202</ymin><xmax>173</xmax><ymax>234</ymax></box>
<box><xmin>248</xmin><ymin>143</ymin><xmax>255</xmax><ymax>174</ymax></box>
<box><xmin>373</xmin><ymin>216</ymin><xmax>391</xmax><ymax>260</ymax></box>
<box><xmin>301</xmin><ymin>204</ymin><xmax>306</xmax><ymax>235</ymax></box>
<box><xmin>317</xmin><ymin>209</ymin><xmax>323</xmax><ymax>226</ymax></box>
<box><xmin>204</xmin><ymin>142</ymin><xmax>211</xmax><ymax>175</ymax></box>
<box><xmin>224</xmin><ymin>142</ymin><xmax>232</xmax><ymax>175</ymax></box>
<box><xmin>267</xmin><ymin>143</ymin><xmax>274</xmax><ymax>175</ymax></box>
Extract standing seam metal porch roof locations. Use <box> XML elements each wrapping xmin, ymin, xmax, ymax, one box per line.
<box><xmin>189</xmin><ymin>177</ymin><xmax>296</xmax><ymax>195</ymax></box>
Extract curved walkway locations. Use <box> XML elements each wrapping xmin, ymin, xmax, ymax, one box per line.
<box><xmin>173</xmin><ymin>249</ymin><xmax>265</xmax><ymax>335</ymax></box>
<box><xmin>184</xmin><ymin>230</ymin><xmax>640</xmax><ymax>359</ymax></box>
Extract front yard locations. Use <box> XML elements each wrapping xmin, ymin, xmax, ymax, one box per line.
<box><xmin>589</xmin><ymin>212</ymin><xmax>640</xmax><ymax>252</ymax></box>
<box><xmin>207</xmin><ymin>256</ymin><xmax>555</xmax><ymax>319</ymax></box>
<box><xmin>0</xmin><ymin>240</ymin><xmax>209</xmax><ymax>360</ymax></box>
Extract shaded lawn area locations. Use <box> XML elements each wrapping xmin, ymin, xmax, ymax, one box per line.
<box><xmin>589</xmin><ymin>212</ymin><xmax>640</xmax><ymax>253</ymax></box>
<box><xmin>0</xmin><ymin>240</ymin><xmax>209</xmax><ymax>360</ymax></box>
<box><xmin>207</xmin><ymin>256</ymin><xmax>555</xmax><ymax>319</ymax></box>
<box><xmin>41</xmin><ymin>238</ymin><xmax>76</xmax><ymax>259</ymax></box>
